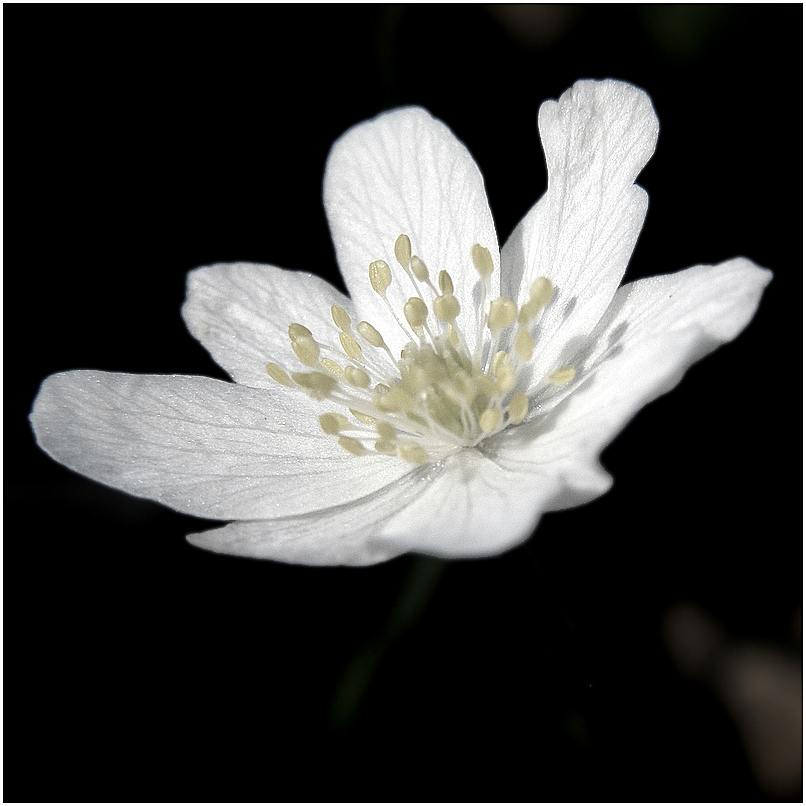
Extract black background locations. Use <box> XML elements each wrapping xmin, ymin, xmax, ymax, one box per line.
<box><xmin>10</xmin><ymin>5</ymin><xmax>801</xmax><ymax>802</ymax></box>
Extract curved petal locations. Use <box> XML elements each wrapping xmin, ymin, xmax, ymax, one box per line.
<box><xmin>29</xmin><ymin>370</ymin><xmax>410</xmax><ymax>521</ymax></box>
<box><xmin>373</xmin><ymin>448</ymin><xmax>571</xmax><ymax>558</ymax></box>
<box><xmin>324</xmin><ymin>106</ymin><xmax>500</xmax><ymax>356</ymax></box>
<box><xmin>182</xmin><ymin>262</ymin><xmax>358</xmax><ymax>390</ymax></box>
<box><xmin>487</xmin><ymin>257</ymin><xmax>771</xmax><ymax>505</ymax></box>
<box><xmin>186</xmin><ymin>468</ymin><xmax>428</xmax><ymax>566</ymax></box>
<box><xmin>190</xmin><ymin>447</ymin><xmax>571</xmax><ymax>564</ymax></box>
<box><xmin>501</xmin><ymin>79</ymin><xmax>659</xmax><ymax>379</ymax></box>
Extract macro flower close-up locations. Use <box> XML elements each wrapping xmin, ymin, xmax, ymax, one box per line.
<box><xmin>29</xmin><ymin>78</ymin><xmax>770</xmax><ymax>566</ymax></box>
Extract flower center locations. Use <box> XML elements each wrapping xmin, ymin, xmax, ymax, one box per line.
<box><xmin>265</xmin><ymin>235</ymin><xmax>575</xmax><ymax>464</ymax></box>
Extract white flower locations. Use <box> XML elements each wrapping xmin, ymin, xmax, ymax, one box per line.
<box><xmin>29</xmin><ymin>80</ymin><xmax>770</xmax><ymax>566</ymax></box>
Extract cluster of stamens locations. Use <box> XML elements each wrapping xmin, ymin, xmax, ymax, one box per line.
<box><xmin>265</xmin><ymin>235</ymin><xmax>575</xmax><ymax>464</ymax></box>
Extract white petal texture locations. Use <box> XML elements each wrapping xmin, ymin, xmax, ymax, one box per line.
<box><xmin>29</xmin><ymin>79</ymin><xmax>771</xmax><ymax>566</ymax></box>
<box><xmin>324</xmin><ymin>106</ymin><xmax>500</xmax><ymax>357</ymax></box>
<box><xmin>31</xmin><ymin>371</ymin><xmax>410</xmax><ymax>521</ymax></box>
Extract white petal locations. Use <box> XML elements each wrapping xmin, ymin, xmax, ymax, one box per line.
<box><xmin>324</xmin><ymin>107</ymin><xmax>499</xmax><ymax>356</ymax></box>
<box><xmin>182</xmin><ymin>262</ymin><xmax>358</xmax><ymax>389</ymax></box>
<box><xmin>30</xmin><ymin>370</ymin><xmax>410</xmax><ymax>520</ymax></box>
<box><xmin>488</xmin><ymin>257</ymin><xmax>771</xmax><ymax>504</ymax></box>
<box><xmin>375</xmin><ymin>448</ymin><xmax>569</xmax><ymax>558</ymax></box>
<box><xmin>186</xmin><ymin>469</ymin><xmax>427</xmax><ymax>566</ymax></box>
<box><xmin>501</xmin><ymin>79</ymin><xmax>659</xmax><ymax>378</ymax></box>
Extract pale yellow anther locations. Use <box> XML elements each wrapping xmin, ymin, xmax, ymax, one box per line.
<box><xmin>291</xmin><ymin>371</ymin><xmax>339</xmax><ymax>400</ymax></box>
<box><xmin>479</xmin><ymin>407</ymin><xmax>501</xmax><ymax>433</ymax></box>
<box><xmin>495</xmin><ymin>368</ymin><xmax>516</xmax><ymax>394</ymax></box>
<box><xmin>471</xmin><ymin>243</ymin><xmax>494</xmax><ymax>278</ymax></box>
<box><xmin>350</xmin><ymin>408</ymin><xmax>377</xmax><ymax>426</ymax></box>
<box><xmin>265</xmin><ymin>362</ymin><xmax>293</xmax><ymax>387</ymax></box>
<box><xmin>404</xmin><ymin>297</ymin><xmax>429</xmax><ymax>332</ymax></box>
<box><xmin>517</xmin><ymin>298</ymin><xmax>543</xmax><ymax>325</ymax></box>
<box><xmin>339</xmin><ymin>331</ymin><xmax>363</xmax><ymax>360</ymax></box>
<box><xmin>514</xmin><ymin>328</ymin><xmax>535</xmax><ymax>361</ymax></box>
<box><xmin>508</xmin><ymin>392</ymin><xmax>529</xmax><ymax>425</ymax></box>
<box><xmin>338</xmin><ymin>436</ymin><xmax>367</xmax><ymax>456</ymax></box>
<box><xmin>369</xmin><ymin>260</ymin><xmax>392</xmax><ymax>296</ymax></box>
<box><xmin>493</xmin><ymin>350</ymin><xmax>511</xmax><ymax>377</ymax></box>
<box><xmin>376</xmin><ymin>386</ymin><xmax>416</xmax><ymax>413</ymax></box>
<box><xmin>344</xmin><ymin>365</ymin><xmax>370</xmax><ymax>388</ymax></box>
<box><xmin>398</xmin><ymin>445</ymin><xmax>430</xmax><ymax>465</ymax></box>
<box><xmin>331</xmin><ymin>305</ymin><xmax>352</xmax><ymax>332</ymax></box>
<box><xmin>529</xmin><ymin>277</ymin><xmax>553</xmax><ymax>307</ymax></box>
<box><xmin>319</xmin><ymin>413</ymin><xmax>350</xmax><ymax>435</ymax></box>
<box><xmin>549</xmin><ymin>366</ymin><xmax>576</xmax><ymax>386</ymax></box>
<box><xmin>410</xmin><ymin>255</ymin><xmax>429</xmax><ymax>281</ymax></box>
<box><xmin>357</xmin><ymin>321</ymin><xmax>385</xmax><ymax>348</ymax></box>
<box><xmin>433</xmin><ymin>293</ymin><xmax>460</xmax><ymax>322</ymax></box>
<box><xmin>377</xmin><ymin>421</ymin><xmax>397</xmax><ymax>441</ymax></box>
<box><xmin>488</xmin><ymin>297</ymin><xmax>517</xmax><ymax>330</ymax></box>
<box><xmin>375</xmin><ymin>383</ymin><xmax>391</xmax><ymax>395</ymax></box>
<box><xmin>438</xmin><ymin>270</ymin><xmax>454</xmax><ymax>295</ymax></box>
<box><xmin>288</xmin><ymin>323</ymin><xmax>312</xmax><ymax>341</ymax></box>
<box><xmin>320</xmin><ymin>358</ymin><xmax>345</xmax><ymax>378</ymax></box>
<box><xmin>374</xmin><ymin>440</ymin><xmax>398</xmax><ymax>456</ymax></box>
<box><xmin>394</xmin><ymin>234</ymin><xmax>412</xmax><ymax>266</ymax></box>
<box><xmin>291</xmin><ymin>335</ymin><xmax>320</xmax><ymax>367</ymax></box>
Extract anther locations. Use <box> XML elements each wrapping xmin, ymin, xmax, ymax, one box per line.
<box><xmin>398</xmin><ymin>445</ymin><xmax>430</xmax><ymax>465</ymax></box>
<box><xmin>350</xmin><ymin>408</ymin><xmax>377</xmax><ymax>426</ymax></box>
<box><xmin>508</xmin><ymin>392</ymin><xmax>529</xmax><ymax>425</ymax></box>
<box><xmin>319</xmin><ymin>413</ymin><xmax>350</xmax><ymax>435</ymax></box>
<box><xmin>288</xmin><ymin>323</ymin><xmax>312</xmax><ymax>340</ymax></box>
<box><xmin>438</xmin><ymin>270</ymin><xmax>454</xmax><ymax>295</ymax></box>
<box><xmin>369</xmin><ymin>260</ymin><xmax>392</xmax><ymax>296</ymax></box>
<box><xmin>266</xmin><ymin>363</ymin><xmax>294</xmax><ymax>387</ymax></box>
<box><xmin>320</xmin><ymin>358</ymin><xmax>345</xmax><ymax>378</ymax></box>
<box><xmin>331</xmin><ymin>305</ymin><xmax>352</xmax><ymax>332</ymax></box>
<box><xmin>479</xmin><ymin>407</ymin><xmax>501</xmax><ymax>433</ymax></box>
<box><xmin>410</xmin><ymin>255</ymin><xmax>429</xmax><ymax>281</ymax></box>
<box><xmin>549</xmin><ymin>367</ymin><xmax>576</xmax><ymax>386</ymax></box>
<box><xmin>529</xmin><ymin>277</ymin><xmax>553</xmax><ymax>307</ymax></box>
<box><xmin>374</xmin><ymin>440</ymin><xmax>398</xmax><ymax>456</ymax></box>
<box><xmin>338</xmin><ymin>436</ymin><xmax>367</xmax><ymax>457</ymax></box>
<box><xmin>471</xmin><ymin>244</ymin><xmax>494</xmax><ymax>278</ymax></box>
<box><xmin>394</xmin><ymin>234</ymin><xmax>412</xmax><ymax>266</ymax></box>
<box><xmin>344</xmin><ymin>365</ymin><xmax>370</xmax><ymax>388</ymax></box>
<box><xmin>514</xmin><ymin>329</ymin><xmax>535</xmax><ymax>361</ymax></box>
<box><xmin>338</xmin><ymin>331</ymin><xmax>363</xmax><ymax>361</ymax></box>
<box><xmin>291</xmin><ymin>335</ymin><xmax>320</xmax><ymax>367</ymax></box>
<box><xmin>517</xmin><ymin>298</ymin><xmax>543</xmax><ymax>325</ymax></box>
<box><xmin>488</xmin><ymin>298</ymin><xmax>517</xmax><ymax>330</ymax></box>
<box><xmin>433</xmin><ymin>293</ymin><xmax>460</xmax><ymax>323</ymax></box>
<box><xmin>357</xmin><ymin>321</ymin><xmax>385</xmax><ymax>348</ymax></box>
<box><xmin>291</xmin><ymin>371</ymin><xmax>339</xmax><ymax>400</ymax></box>
<box><xmin>404</xmin><ymin>297</ymin><xmax>429</xmax><ymax>333</ymax></box>
<box><xmin>377</xmin><ymin>421</ymin><xmax>397</xmax><ymax>441</ymax></box>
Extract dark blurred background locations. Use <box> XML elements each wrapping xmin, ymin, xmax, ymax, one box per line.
<box><xmin>9</xmin><ymin>5</ymin><xmax>802</xmax><ymax>802</ymax></box>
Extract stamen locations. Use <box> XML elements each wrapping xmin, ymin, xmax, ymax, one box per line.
<box><xmin>508</xmin><ymin>392</ymin><xmax>529</xmax><ymax>424</ymax></box>
<box><xmin>488</xmin><ymin>298</ymin><xmax>517</xmax><ymax>331</ymax></box>
<box><xmin>331</xmin><ymin>305</ymin><xmax>352</xmax><ymax>332</ymax></box>
<box><xmin>433</xmin><ymin>293</ymin><xmax>460</xmax><ymax>323</ymax></box>
<box><xmin>529</xmin><ymin>277</ymin><xmax>553</xmax><ymax>307</ymax></box>
<box><xmin>271</xmin><ymin>235</ymin><xmax>569</xmax><ymax>464</ymax></box>
<box><xmin>394</xmin><ymin>234</ymin><xmax>412</xmax><ymax>266</ymax></box>
<box><xmin>548</xmin><ymin>367</ymin><xmax>576</xmax><ymax>386</ymax></box>
<box><xmin>338</xmin><ymin>331</ymin><xmax>363</xmax><ymax>360</ymax></box>
<box><xmin>410</xmin><ymin>255</ymin><xmax>429</xmax><ymax>282</ymax></box>
<box><xmin>338</xmin><ymin>436</ymin><xmax>367</xmax><ymax>456</ymax></box>
<box><xmin>369</xmin><ymin>260</ymin><xmax>392</xmax><ymax>297</ymax></box>
<box><xmin>319</xmin><ymin>413</ymin><xmax>350</xmax><ymax>435</ymax></box>
<box><xmin>471</xmin><ymin>244</ymin><xmax>494</xmax><ymax>278</ymax></box>
<box><xmin>266</xmin><ymin>362</ymin><xmax>294</xmax><ymax>387</ymax></box>
<box><xmin>404</xmin><ymin>297</ymin><xmax>428</xmax><ymax>334</ymax></box>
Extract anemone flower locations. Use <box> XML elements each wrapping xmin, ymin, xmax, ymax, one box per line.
<box><xmin>29</xmin><ymin>79</ymin><xmax>771</xmax><ymax>566</ymax></box>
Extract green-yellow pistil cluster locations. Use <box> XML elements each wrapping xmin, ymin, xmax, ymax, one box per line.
<box><xmin>265</xmin><ymin>235</ymin><xmax>576</xmax><ymax>464</ymax></box>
